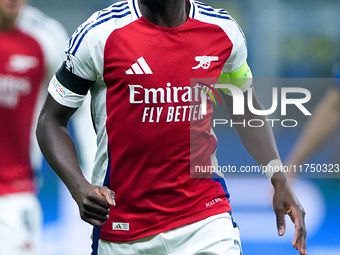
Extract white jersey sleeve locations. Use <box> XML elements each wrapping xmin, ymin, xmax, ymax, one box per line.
<box><xmin>48</xmin><ymin>2</ymin><xmax>135</xmax><ymax>108</ymax></box>
<box><xmin>63</xmin><ymin>11</ymin><xmax>102</xmax><ymax>82</ymax></box>
<box><xmin>63</xmin><ymin>3</ymin><xmax>135</xmax><ymax>82</ymax></box>
<box><xmin>194</xmin><ymin>4</ymin><xmax>247</xmax><ymax>74</ymax></box>
<box><xmin>47</xmin><ymin>11</ymin><xmax>103</xmax><ymax>108</ymax></box>
<box><xmin>220</xmin><ymin>22</ymin><xmax>247</xmax><ymax>74</ymax></box>
<box><xmin>194</xmin><ymin>3</ymin><xmax>250</xmax><ymax>94</ymax></box>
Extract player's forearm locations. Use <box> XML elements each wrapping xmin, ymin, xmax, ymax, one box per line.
<box><xmin>37</xmin><ymin>123</ymin><xmax>89</xmax><ymax>192</ymax></box>
<box><xmin>36</xmin><ymin>102</ymin><xmax>116</xmax><ymax>227</ymax></box>
<box><xmin>286</xmin><ymin>87</ymin><xmax>340</xmax><ymax>166</ymax></box>
<box><xmin>36</xmin><ymin>98</ymin><xmax>90</xmax><ymax>196</ymax></box>
<box><xmin>225</xmin><ymin>90</ymin><xmax>281</xmax><ymax>166</ymax></box>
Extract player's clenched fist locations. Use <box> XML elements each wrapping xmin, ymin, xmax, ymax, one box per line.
<box><xmin>73</xmin><ymin>184</ymin><xmax>116</xmax><ymax>227</ymax></box>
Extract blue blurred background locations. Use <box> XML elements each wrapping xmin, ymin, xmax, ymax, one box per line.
<box><xmin>29</xmin><ymin>0</ymin><xmax>340</xmax><ymax>254</ymax></box>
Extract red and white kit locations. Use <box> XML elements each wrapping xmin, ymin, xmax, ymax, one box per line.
<box><xmin>0</xmin><ymin>5</ymin><xmax>67</xmax><ymax>195</ymax></box>
<box><xmin>0</xmin><ymin>5</ymin><xmax>67</xmax><ymax>254</ymax></box>
<box><xmin>48</xmin><ymin>0</ymin><xmax>249</xmax><ymax>246</ymax></box>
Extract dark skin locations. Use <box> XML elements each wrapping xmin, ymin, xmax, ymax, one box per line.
<box><xmin>36</xmin><ymin>0</ymin><xmax>306</xmax><ymax>254</ymax></box>
<box><xmin>36</xmin><ymin>95</ymin><xmax>116</xmax><ymax>227</ymax></box>
<box><xmin>139</xmin><ymin>0</ymin><xmax>190</xmax><ymax>28</ymax></box>
<box><xmin>223</xmin><ymin>90</ymin><xmax>307</xmax><ymax>255</ymax></box>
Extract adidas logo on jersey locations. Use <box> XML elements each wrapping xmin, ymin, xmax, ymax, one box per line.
<box><xmin>112</xmin><ymin>222</ymin><xmax>130</xmax><ymax>231</ymax></box>
<box><xmin>126</xmin><ymin>57</ymin><xmax>153</xmax><ymax>75</ymax></box>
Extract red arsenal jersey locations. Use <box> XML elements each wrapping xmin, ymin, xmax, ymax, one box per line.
<box><xmin>0</xmin><ymin>6</ymin><xmax>68</xmax><ymax>195</ymax></box>
<box><xmin>48</xmin><ymin>0</ymin><xmax>248</xmax><ymax>242</ymax></box>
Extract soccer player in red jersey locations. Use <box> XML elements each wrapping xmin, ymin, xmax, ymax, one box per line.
<box><xmin>0</xmin><ymin>0</ymin><xmax>68</xmax><ymax>253</ymax></box>
<box><xmin>36</xmin><ymin>0</ymin><xmax>307</xmax><ymax>254</ymax></box>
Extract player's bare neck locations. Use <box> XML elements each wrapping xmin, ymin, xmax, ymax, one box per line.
<box><xmin>0</xmin><ymin>16</ymin><xmax>17</xmax><ymax>31</ymax></box>
<box><xmin>138</xmin><ymin>0</ymin><xmax>190</xmax><ymax>28</ymax></box>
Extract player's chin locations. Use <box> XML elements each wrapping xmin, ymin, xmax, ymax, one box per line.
<box><xmin>140</xmin><ymin>0</ymin><xmax>164</xmax><ymax>7</ymax></box>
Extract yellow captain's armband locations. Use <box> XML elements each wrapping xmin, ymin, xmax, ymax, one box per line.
<box><xmin>219</xmin><ymin>61</ymin><xmax>253</xmax><ymax>94</ymax></box>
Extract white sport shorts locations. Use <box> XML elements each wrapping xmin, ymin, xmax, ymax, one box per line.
<box><xmin>0</xmin><ymin>192</ymin><xmax>42</xmax><ymax>255</ymax></box>
<box><xmin>97</xmin><ymin>212</ymin><xmax>242</xmax><ymax>255</ymax></box>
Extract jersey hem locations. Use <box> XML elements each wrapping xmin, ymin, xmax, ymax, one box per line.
<box><xmin>99</xmin><ymin>203</ymin><xmax>231</xmax><ymax>242</ymax></box>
